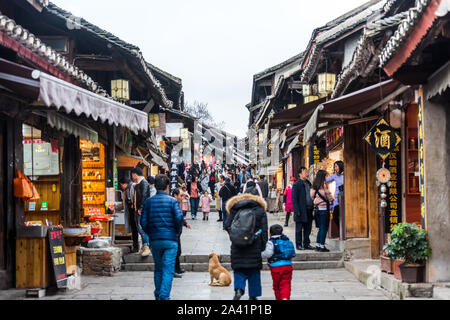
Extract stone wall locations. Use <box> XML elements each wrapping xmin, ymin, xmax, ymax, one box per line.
<box><xmin>77</xmin><ymin>247</ymin><xmax>122</xmax><ymax>276</ymax></box>
<box><xmin>423</xmin><ymin>95</ymin><xmax>450</xmax><ymax>283</ymax></box>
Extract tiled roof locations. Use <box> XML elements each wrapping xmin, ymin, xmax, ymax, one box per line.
<box><xmin>44</xmin><ymin>2</ymin><xmax>174</xmax><ymax>108</ymax></box>
<box><xmin>146</xmin><ymin>62</ymin><xmax>182</xmax><ymax>86</ymax></box>
<box><xmin>0</xmin><ymin>12</ymin><xmax>106</xmax><ymax>96</ymax></box>
<box><xmin>253</xmin><ymin>51</ymin><xmax>305</xmax><ymax>80</ymax></box>
<box><xmin>331</xmin><ymin>10</ymin><xmax>409</xmax><ymax>98</ymax></box>
<box><xmin>300</xmin><ymin>0</ymin><xmax>387</xmax><ymax>83</ymax></box>
<box><xmin>379</xmin><ymin>0</ymin><xmax>432</xmax><ymax>67</ymax></box>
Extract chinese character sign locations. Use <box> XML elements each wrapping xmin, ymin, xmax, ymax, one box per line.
<box><xmin>417</xmin><ymin>88</ymin><xmax>427</xmax><ymax>229</ymax></box>
<box><xmin>379</xmin><ymin>145</ymin><xmax>402</xmax><ymax>232</ymax></box>
<box><xmin>364</xmin><ymin>118</ymin><xmax>402</xmax><ymax>160</ymax></box>
<box><xmin>47</xmin><ymin>226</ymin><xmax>67</xmax><ymax>288</ymax></box>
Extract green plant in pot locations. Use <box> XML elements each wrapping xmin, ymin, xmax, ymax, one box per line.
<box><xmin>383</xmin><ymin>222</ymin><xmax>432</xmax><ymax>283</ymax></box>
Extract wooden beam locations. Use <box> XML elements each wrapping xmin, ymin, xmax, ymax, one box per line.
<box><xmin>259</xmin><ymin>80</ymin><xmax>272</xmax><ymax>87</ymax></box>
<box><xmin>288</xmin><ymin>81</ymin><xmax>303</xmax><ymax>90</ymax></box>
<box><xmin>74</xmin><ymin>60</ymin><xmax>119</xmax><ymax>72</ymax></box>
<box><xmin>359</xmin><ymin>85</ymin><xmax>410</xmax><ymax>116</ymax></box>
<box><xmin>320</xmin><ymin>113</ymin><xmax>359</xmax><ymax>120</ymax></box>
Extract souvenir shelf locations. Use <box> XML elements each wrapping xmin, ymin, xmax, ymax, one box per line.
<box><xmin>80</xmin><ymin>140</ymin><xmax>106</xmax><ymax>216</ymax></box>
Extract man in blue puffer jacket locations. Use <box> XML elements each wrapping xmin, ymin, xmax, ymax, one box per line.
<box><xmin>141</xmin><ymin>174</ymin><xmax>184</xmax><ymax>301</ymax></box>
<box><xmin>262</xmin><ymin>224</ymin><xmax>296</xmax><ymax>300</ymax></box>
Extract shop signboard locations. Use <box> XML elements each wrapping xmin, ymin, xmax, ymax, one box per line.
<box><xmin>417</xmin><ymin>88</ymin><xmax>426</xmax><ymax>228</ymax></box>
<box><xmin>326</xmin><ymin>127</ymin><xmax>344</xmax><ymax>150</ymax></box>
<box><xmin>47</xmin><ymin>226</ymin><xmax>67</xmax><ymax>288</ymax></box>
<box><xmin>364</xmin><ymin>118</ymin><xmax>402</xmax><ymax>160</ymax></box>
<box><xmin>24</xmin><ymin>140</ymin><xmax>59</xmax><ymax>176</ymax></box>
<box><xmin>378</xmin><ymin>144</ymin><xmax>402</xmax><ymax>232</ymax></box>
<box><xmin>309</xmin><ymin>140</ymin><xmax>326</xmax><ymax>165</ymax></box>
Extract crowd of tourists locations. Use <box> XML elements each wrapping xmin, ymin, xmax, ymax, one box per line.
<box><xmin>116</xmin><ymin>160</ymin><xmax>344</xmax><ymax>301</ymax></box>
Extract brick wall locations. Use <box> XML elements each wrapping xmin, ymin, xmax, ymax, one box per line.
<box><xmin>77</xmin><ymin>247</ymin><xmax>122</xmax><ymax>276</ymax></box>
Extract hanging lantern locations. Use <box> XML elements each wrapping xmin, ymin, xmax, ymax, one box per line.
<box><xmin>318</xmin><ymin>73</ymin><xmax>336</xmax><ymax>93</ymax></box>
<box><xmin>111</xmin><ymin>79</ymin><xmax>130</xmax><ymax>101</ymax></box>
<box><xmin>149</xmin><ymin>114</ymin><xmax>160</xmax><ymax>128</ymax></box>
<box><xmin>302</xmin><ymin>84</ymin><xmax>312</xmax><ymax>97</ymax></box>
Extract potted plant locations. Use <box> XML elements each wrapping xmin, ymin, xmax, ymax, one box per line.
<box><xmin>380</xmin><ymin>252</ymin><xmax>394</xmax><ymax>274</ymax></box>
<box><xmin>383</xmin><ymin>223</ymin><xmax>432</xmax><ymax>283</ymax></box>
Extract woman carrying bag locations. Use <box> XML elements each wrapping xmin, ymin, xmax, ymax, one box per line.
<box><xmin>310</xmin><ymin>170</ymin><xmax>334</xmax><ymax>252</ymax></box>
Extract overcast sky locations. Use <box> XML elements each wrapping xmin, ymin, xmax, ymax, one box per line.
<box><xmin>51</xmin><ymin>0</ymin><xmax>368</xmax><ymax>137</ymax></box>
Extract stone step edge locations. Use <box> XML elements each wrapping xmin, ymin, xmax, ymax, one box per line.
<box><xmin>121</xmin><ymin>261</ymin><xmax>344</xmax><ymax>272</ymax></box>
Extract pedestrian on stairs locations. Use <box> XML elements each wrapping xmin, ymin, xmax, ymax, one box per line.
<box><xmin>141</xmin><ymin>174</ymin><xmax>184</xmax><ymax>300</ymax></box>
<box><xmin>311</xmin><ymin>170</ymin><xmax>334</xmax><ymax>252</ymax></box>
<box><xmin>200</xmin><ymin>191</ymin><xmax>213</xmax><ymax>221</ymax></box>
<box><xmin>283</xmin><ymin>178</ymin><xmax>296</xmax><ymax>227</ymax></box>
<box><xmin>172</xmin><ymin>188</ymin><xmax>191</xmax><ymax>278</ymax></box>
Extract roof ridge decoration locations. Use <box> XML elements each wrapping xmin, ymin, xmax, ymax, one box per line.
<box><xmin>379</xmin><ymin>0</ymin><xmax>432</xmax><ymax>68</ymax></box>
<box><xmin>253</xmin><ymin>51</ymin><xmax>306</xmax><ymax>80</ymax></box>
<box><xmin>300</xmin><ymin>0</ymin><xmax>387</xmax><ymax>83</ymax></box>
<box><xmin>331</xmin><ymin>10</ymin><xmax>409</xmax><ymax>98</ymax></box>
<box><xmin>146</xmin><ymin>62</ymin><xmax>182</xmax><ymax>85</ymax></box>
<box><xmin>0</xmin><ymin>11</ymin><xmax>108</xmax><ymax>96</ymax></box>
<box><xmin>45</xmin><ymin>2</ymin><xmax>174</xmax><ymax>108</ymax></box>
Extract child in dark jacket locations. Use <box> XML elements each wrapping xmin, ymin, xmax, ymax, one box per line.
<box><xmin>261</xmin><ymin>224</ymin><xmax>296</xmax><ymax>300</ymax></box>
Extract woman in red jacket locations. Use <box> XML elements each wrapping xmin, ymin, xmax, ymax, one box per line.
<box><xmin>283</xmin><ymin>177</ymin><xmax>296</xmax><ymax>227</ymax></box>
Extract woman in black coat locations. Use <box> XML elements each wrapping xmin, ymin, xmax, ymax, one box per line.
<box><xmin>224</xmin><ymin>186</ymin><xmax>268</xmax><ymax>300</ymax></box>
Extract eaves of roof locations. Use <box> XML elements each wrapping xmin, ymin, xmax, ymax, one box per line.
<box><xmin>44</xmin><ymin>2</ymin><xmax>174</xmax><ymax>109</ymax></box>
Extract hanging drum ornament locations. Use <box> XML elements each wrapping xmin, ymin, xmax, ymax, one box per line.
<box><xmin>380</xmin><ymin>184</ymin><xmax>387</xmax><ymax>193</ymax></box>
<box><xmin>380</xmin><ymin>200</ymin><xmax>388</xmax><ymax>208</ymax></box>
<box><xmin>380</xmin><ymin>193</ymin><xmax>387</xmax><ymax>199</ymax></box>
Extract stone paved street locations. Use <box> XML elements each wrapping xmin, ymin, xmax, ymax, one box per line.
<box><xmin>0</xmin><ymin>210</ymin><xmax>389</xmax><ymax>300</ymax></box>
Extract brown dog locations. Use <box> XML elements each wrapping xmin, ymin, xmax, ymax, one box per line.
<box><xmin>208</xmin><ymin>253</ymin><xmax>231</xmax><ymax>287</ymax></box>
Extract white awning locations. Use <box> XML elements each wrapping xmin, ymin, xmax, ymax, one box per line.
<box><xmin>32</xmin><ymin>70</ymin><xmax>148</xmax><ymax>134</ymax></box>
<box><xmin>47</xmin><ymin>111</ymin><xmax>98</xmax><ymax>144</ymax></box>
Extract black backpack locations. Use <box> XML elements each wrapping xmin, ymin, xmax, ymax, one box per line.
<box><xmin>229</xmin><ymin>208</ymin><xmax>257</xmax><ymax>247</ymax></box>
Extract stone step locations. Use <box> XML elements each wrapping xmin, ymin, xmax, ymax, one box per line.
<box><xmin>121</xmin><ymin>260</ymin><xmax>344</xmax><ymax>272</ymax></box>
<box><xmin>122</xmin><ymin>251</ymin><xmax>344</xmax><ymax>264</ymax></box>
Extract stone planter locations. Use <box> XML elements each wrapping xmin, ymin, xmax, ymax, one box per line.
<box><xmin>380</xmin><ymin>255</ymin><xmax>393</xmax><ymax>274</ymax></box>
<box><xmin>393</xmin><ymin>259</ymin><xmax>405</xmax><ymax>280</ymax></box>
<box><xmin>399</xmin><ymin>263</ymin><xmax>425</xmax><ymax>283</ymax></box>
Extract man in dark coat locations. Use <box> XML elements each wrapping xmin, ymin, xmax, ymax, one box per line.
<box><xmin>140</xmin><ymin>174</ymin><xmax>184</xmax><ymax>300</ymax></box>
<box><xmin>224</xmin><ymin>188</ymin><xmax>268</xmax><ymax>300</ymax></box>
<box><xmin>291</xmin><ymin>167</ymin><xmax>314</xmax><ymax>250</ymax></box>
<box><xmin>219</xmin><ymin>178</ymin><xmax>237</xmax><ymax>229</ymax></box>
<box><xmin>257</xmin><ymin>175</ymin><xmax>269</xmax><ymax>201</ymax></box>
<box><xmin>131</xmin><ymin>167</ymin><xmax>151</xmax><ymax>256</ymax></box>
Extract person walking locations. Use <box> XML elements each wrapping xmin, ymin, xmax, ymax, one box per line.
<box><xmin>243</xmin><ymin>176</ymin><xmax>263</xmax><ymax>198</ymax></box>
<box><xmin>131</xmin><ymin>167</ymin><xmax>151</xmax><ymax>257</ymax></box>
<box><xmin>180</xmin><ymin>185</ymin><xmax>190</xmax><ymax>217</ymax></box>
<box><xmin>200</xmin><ymin>169</ymin><xmax>210</xmax><ymax>194</ymax></box>
<box><xmin>292</xmin><ymin>167</ymin><xmax>314</xmax><ymax>250</ymax></box>
<box><xmin>326</xmin><ymin>161</ymin><xmax>344</xmax><ymax>232</ymax></box>
<box><xmin>311</xmin><ymin>170</ymin><xmax>334</xmax><ymax>252</ymax></box>
<box><xmin>219</xmin><ymin>177</ymin><xmax>238</xmax><ymax>230</ymax></box>
<box><xmin>187</xmin><ymin>176</ymin><xmax>202</xmax><ymax>220</ymax></box>
<box><xmin>224</xmin><ymin>185</ymin><xmax>268</xmax><ymax>301</ymax></box>
<box><xmin>216</xmin><ymin>175</ymin><xmax>225</xmax><ymax>222</ymax></box>
<box><xmin>147</xmin><ymin>175</ymin><xmax>157</xmax><ymax>198</ymax></box>
<box><xmin>209</xmin><ymin>168</ymin><xmax>216</xmax><ymax>199</ymax></box>
<box><xmin>171</xmin><ymin>188</ymin><xmax>191</xmax><ymax>278</ymax></box>
<box><xmin>199</xmin><ymin>191</ymin><xmax>213</xmax><ymax>221</ymax></box>
<box><xmin>117</xmin><ymin>178</ymin><xmax>139</xmax><ymax>253</ymax></box>
<box><xmin>261</xmin><ymin>224</ymin><xmax>296</xmax><ymax>300</ymax></box>
<box><xmin>283</xmin><ymin>178</ymin><xmax>296</xmax><ymax>227</ymax></box>
<box><xmin>257</xmin><ymin>175</ymin><xmax>269</xmax><ymax>202</ymax></box>
<box><xmin>140</xmin><ymin>175</ymin><xmax>184</xmax><ymax>300</ymax></box>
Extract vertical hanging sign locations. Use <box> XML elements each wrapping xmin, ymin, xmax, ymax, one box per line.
<box><xmin>379</xmin><ymin>144</ymin><xmax>402</xmax><ymax>232</ymax></box>
<box><xmin>417</xmin><ymin>88</ymin><xmax>427</xmax><ymax>229</ymax></box>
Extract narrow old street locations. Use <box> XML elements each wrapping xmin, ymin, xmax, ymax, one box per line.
<box><xmin>0</xmin><ymin>211</ymin><xmax>391</xmax><ymax>300</ymax></box>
